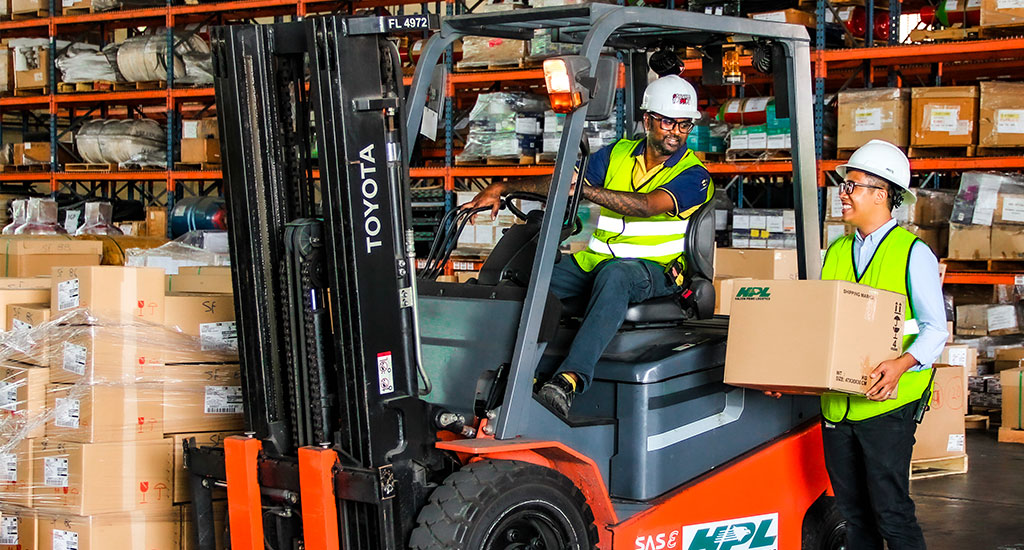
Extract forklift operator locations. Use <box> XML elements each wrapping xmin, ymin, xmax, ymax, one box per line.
<box><xmin>463</xmin><ymin>74</ymin><xmax>714</xmax><ymax>416</ymax></box>
<box><xmin>818</xmin><ymin>139</ymin><xmax>949</xmax><ymax>550</ymax></box>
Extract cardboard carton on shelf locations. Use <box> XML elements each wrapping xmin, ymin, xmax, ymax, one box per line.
<box><xmin>724</xmin><ymin>280</ymin><xmax>905</xmax><ymax>396</ymax></box>
<box><xmin>44</xmin><ymin>384</ymin><xmax>164</xmax><ymax>444</ymax></box>
<box><xmin>991</xmin><ymin>224</ymin><xmax>1024</xmax><ymax>259</ymax></box>
<box><xmin>904</xmin><ymin>224</ymin><xmax>949</xmax><ymax>259</ymax></box>
<box><xmin>0</xmin><ymin>238</ymin><xmax>101</xmax><ymax>278</ymax></box>
<box><xmin>912</xmin><ymin>364</ymin><xmax>967</xmax><ymax>461</ymax></box>
<box><xmin>13</xmin><ymin>142</ymin><xmax>74</xmax><ymax>166</ymax></box>
<box><xmin>837</xmin><ymin>87</ymin><xmax>910</xmax><ymax>150</ymax></box>
<box><xmin>181</xmin><ymin>118</ymin><xmax>219</xmax><ymax>141</ymax></box>
<box><xmin>748</xmin><ymin>8</ymin><xmax>816</xmax><ymax>27</ymax></box>
<box><xmin>947</xmin><ymin>223</ymin><xmax>991</xmax><ymax>260</ymax></box>
<box><xmin>37</xmin><ymin>511</ymin><xmax>178</xmax><ymax>550</ymax></box>
<box><xmin>910</xmin><ymin>86</ymin><xmax>979</xmax><ymax>148</ymax></box>
<box><xmin>50</xmin><ymin>266</ymin><xmax>165</xmax><ymax>323</ymax></box>
<box><xmin>910</xmin><ymin>189</ymin><xmax>956</xmax><ymax>227</ymax></box>
<box><xmin>145</xmin><ymin>207</ymin><xmax>167</xmax><ymax>238</ymax></box>
<box><xmin>936</xmin><ymin>343</ymin><xmax>979</xmax><ymax>376</ymax></box>
<box><xmin>165</xmin><ymin>273</ymin><xmax>233</xmax><ymax>295</ymax></box>
<box><xmin>180</xmin><ymin>139</ymin><xmax>221</xmax><ymax>164</ymax></box>
<box><xmin>956</xmin><ymin>304</ymin><xmax>990</xmax><ymax>336</ymax></box>
<box><xmin>994</xmin><ymin>348</ymin><xmax>1024</xmax><ymax>372</ymax></box>
<box><xmin>978</xmin><ymin>81</ymin><xmax>1024</xmax><ymax>148</ymax></box>
<box><xmin>823</xmin><ymin>221</ymin><xmax>853</xmax><ymax>248</ymax></box>
<box><xmin>0</xmin><ymin>512</ymin><xmax>37</xmax><ymax>550</ymax></box>
<box><xmin>161</xmin><ymin>365</ymin><xmax>244</xmax><ymax>434</ymax></box>
<box><xmin>170</xmin><ymin>431</ymin><xmax>239</xmax><ymax>503</ymax></box>
<box><xmin>11</xmin><ymin>45</ymin><xmax>48</xmax><ymax>90</ymax></box>
<box><xmin>7</xmin><ymin>303</ymin><xmax>51</xmax><ymax>331</ymax></box>
<box><xmin>713</xmin><ymin>248</ymin><xmax>798</xmax><ymax>280</ymax></box>
<box><xmin>994</xmin><ymin>192</ymin><xmax>1024</xmax><ymax>225</ymax></box>
<box><xmin>31</xmin><ymin>438</ymin><xmax>174</xmax><ymax>515</ymax></box>
<box><xmin>164</xmin><ymin>293</ymin><xmax>236</xmax><ymax>344</ymax></box>
<box><xmin>0</xmin><ymin>286</ymin><xmax>49</xmax><ymax>332</ymax></box>
<box><xmin>1002</xmin><ymin>367</ymin><xmax>1022</xmax><ymax>431</ymax></box>
<box><xmin>713</xmin><ymin>276</ymin><xmax>751</xmax><ymax>316</ymax></box>
<box><xmin>0</xmin><ymin>437</ymin><xmax>34</xmax><ymax>508</ymax></box>
<box><xmin>0</xmin><ymin>362</ymin><xmax>50</xmax><ymax>438</ymax></box>
<box><xmin>980</xmin><ymin>0</ymin><xmax>1024</xmax><ymax>27</ymax></box>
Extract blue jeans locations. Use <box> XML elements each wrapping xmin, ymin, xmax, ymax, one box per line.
<box><xmin>549</xmin><ymin>257</ymin><xmax>678</xmax><ymax>391</ymax></box>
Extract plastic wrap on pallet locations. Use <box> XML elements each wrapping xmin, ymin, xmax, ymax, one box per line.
<box><xmin>57</xmin><ymin>43</ymin><xmax>122</xmax><ymax>83</ymax></box>
<box><xmin>458</xmin><ymin>36</ymin><xmax>526</xmax><ymax>69</ymax></box>
<box><xmin>950</xmin><ymin>171</ymin><xmax>1024</xmax><ymax>226</ymax></box>
<box><xmin>125</xmin><ymin>238</ymin><xmax>228</xmax><ymax>275</ymax></box>
<box><xmin>456</xmin><ymin>92</ymin><xmax>547</xmax><ymax>164</ymax></box>
<box><xmin>1</xmin><ymin>200</ymin><xmax>27</xmax><ymax>236</ymax></box>
<box><xmin>75</xmin><ymin>119</ymin><xmax>165</xmax><ymax>165</ymax></box>
<box><xmin>74</xmin><ymin>202</ymin><xmax>123</xmax><ymax>237</ymax></box>
<box><xmin>526</xmin><ymin>28</ymin><xmax>581</xmax><ymax>61</ymax></box>
<box><xmin>115</xmin><ymin>30</ymin><xmax>212</xmax><ymax>85</ymax></box>
<box><xmin>91</xmin><ymin>0</ymin><xmax>165</xmax><ymax>11</ymax></box>
<box><xmin>13</xmin><ymin>199</ymin><xmax>66</xmax><ymax>236</ymax></box>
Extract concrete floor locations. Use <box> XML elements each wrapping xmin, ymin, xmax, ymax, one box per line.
<box><xmin>912</xmin><ymin>429</ymin><xmax>1024</xmax><ymax>550</ymax></box>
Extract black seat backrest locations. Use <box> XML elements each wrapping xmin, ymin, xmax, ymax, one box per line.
<box><xmin>684</xmin><ymin>199</ymin><xmax>715</xmax><ymax>282</ymax></box>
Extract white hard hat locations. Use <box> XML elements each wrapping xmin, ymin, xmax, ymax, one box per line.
<box><xmin>836</xmin><ymin>139</ymin><xmax>915</xmax><ymax>205</ymax></box>
<box><xmin>640</xmin><ymin>75</ymin><xmax>700</xmax><ymax>120</ymax></box>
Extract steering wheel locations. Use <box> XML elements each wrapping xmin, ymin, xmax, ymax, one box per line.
<box><xmin>503</xmin><ymin>191</ymin><xmax>583</xmax><ymax>238</ymax></box>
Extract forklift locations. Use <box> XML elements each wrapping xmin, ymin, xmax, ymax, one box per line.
<box><xmin>183</xmin><ymin>5</ymin><xmax>844</xmax><ymax>550</ymax></box>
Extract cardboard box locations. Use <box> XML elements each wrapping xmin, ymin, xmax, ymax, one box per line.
<box><xmin>0</xmin><ymin>512</ymin><xmax>37</xmax><ymax>550</ymax></box>
<box><xmin>176</xmin><ymin>266</ymin><xmax>231</xmax><ymax>277</ymax></box>
<box><xmin>37</xmin><ymin>512</ymin><xmax>178</xmax><ymax>550</ymax></box>
<box><xmin>12</xmin><ymin>47</ymin><xmax>47</xmax><ymax>90</ymax></box>
<box><xmin>0</xmin><ymin>287</ymin><xmax>48</xmax><ymax>332</ymax></box>
<box><xmin>13</xmin><ymin>142</ymin><xmax>72</xmax><ymax>166</ymax></box>
<box><xmin>713</xmin><ymin>248</ymin><xmax>798</xmax><ymax>280</ymax></box>
<box><xmin>937</xmin><ymin>343</ymin><xmax>979</xmax><ymax>375</ymax></box>
<box><xmin>748</xmin><ymin>8</ymin><xmax>815</xmax><ymax>27</ymax></box>
<box><xmin>51</xmin><ymin>266</ymin><xmax>164</xmax><ymax>323</ymax></box>
<box><xmin>7</xmin><ymin>302</ymin><xmax>50</xmax><ymax>331</ymax></box>
<box><xmin>724</xmin><ymin>280</ymin><xmax>905</xmax><ymax>395</ymax></box>
<box><xmin>10</xmin><ymin>0</ymin><xmax>45</xmax><ymax>14</ymax></box>
<box><xmin>458</xmin><ymin>36</ymin><xmax>525</xmax><ymax>70</ymax></box>
<box><xmin>912</xmin><ymin>189</ymin><xmax>956</xmax><ymax>227</ymax></box>
<box><xmin>912</xmin><ymin>365</ymin><xmax>967</xmax><ymax>460</ymax></box>
<box><xmin>179</xmin><ymin>501</ymin><xmax>227</xmax><ymax>550</ymax></box>
<box><xmin>994</xmin><ymin>348</ymin><xmax>1024</xmax><ymax>372</ymax></box>
<box><xmin>180</xmin><ymin>139</ymin><xmax>220</xmax><ymax>164</ymax></box>
<box><xmin>164</xmin><ymin>294</ymin><xmax>236</xmax><ymax>343</ymax></box>
<box><xmin>0</xmin><ymin>362</ymin><xmax>49</xmax><ymax>438</ymax></box>
<box><xmin>31</xmin><ymin>438</ymin><xmax>173</xmax><ymax>514</ymax></box>
<box><xmin>145</xmin><ymin>207</ymin><xmax>166</xmax><ymax>238</ymax></box>
<box><xmin>713</xmin><ymin>276</ymin><xmax>751</xmax><ymax>316</ymax></box>
<box><xmin>837</xmin><ymin>88</ymin><xmax>910</xmax><ymax>149</ymax></box>
<box><xmin>165</xmin><ymin>273</ymin><xmax>233</xmax><ymax>294</ymax></box>
<box><xmin>956</xmin><ymin>304</ymin><xmax>989</xmax><ymax>336</ymax></box>
<box><xmin>1002</xmin><ymin>367</ymin><xmax>1022</xmax><ymax>431</ymax></box>
<box><xmin>823</xmin><ymin>221</ymin><xmax>853</xmax><ymax>248</ymax></box>
<box><xmin>911</xmin><ymin>86</ymin><xmax>979</xmax><ymax>148</ymax></box>
<box><xmin>171</xmin><ymin>431</ymin><xmax>238</xmax><ymax>503</ymax></box>
<box><xmin>947</xmin><ymin>223</ymin><xmax>991</xmax><ymax>260</ymax></box>
<box><xmin>991</xmin><ymin>224</ymin><xmax>1024</xmax><ymax>259</ymax></box>
<box><xmin>0</xmin><ymin>238</ymin><xmax>101</xmax><ymax>277</ymax></box>
<box><xmin>161</xmin><ymin>367</ymin><xmax>244</xmax><ymax>434</ymax></box>
<box><xmin>995</xmin><ymin>193</ymin><xmax>1024</xmax><ymax>225</ymax></box>
<box><xmin>181</xmin><ymin>118</ymin><xmax>219</xmax><ymax>141</ymax></box>
<box><xmin>45</xmin><ymin>384</ymin><xmax>164</xmax><ymax>443</ymax></box>
<box><xmin>904</xmin><ymin>224</ymin><xmax>949</xmax><ymax>258</ymax></box>
<box><xmin>0</xmin><ymin>437</ymin><xmax>33</xmax><ymax>508</ymax></box>
<box><xmin>824</xmin><ymin>186</ymin><xmax>844</xmax><ymax>221</ymax></box>
<box><xmin>981</xmin><ymin>0</ymin><xmax>1024</xmax><ymax>27</ymax></box>
<box><xmin>979</xmin><ymin>81</ymin><xmax>1024</xmax><ymax>148</ymax></box>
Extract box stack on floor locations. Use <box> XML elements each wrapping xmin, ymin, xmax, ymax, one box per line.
<box><xmin>0</xmin><ymin>253</ymin><xmax>240</xmax><ymax>549</ymax></box>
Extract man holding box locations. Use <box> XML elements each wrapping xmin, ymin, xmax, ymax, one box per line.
<box><xmin>463</xmin><ymin>75</ymin><xmax>713</xmax><ymax>416</ymax></box>
<box><xmin>822</xmin><ymin>139</ymin><xmax>949</xmax><ymax>549</ymax></box>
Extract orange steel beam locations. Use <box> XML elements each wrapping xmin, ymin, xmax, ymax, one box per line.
<box><xmin>823</xmin><ymin>37</ymin><xmax>1024</xmax><ymax>65</ymax></box>
<box><xmin>224</xmin><ymin>436</ymin><xmax>265</xmax><ymax>550</ymax></box>
<box><xmin>944</xmin><ymin>272</ymin><xmax>1023</xmax><ymax>285</ymax></box>
<box><xmin>298</xmin><ymin>447</ymin><xmax>341</xmax><ymax>550</ymax></box>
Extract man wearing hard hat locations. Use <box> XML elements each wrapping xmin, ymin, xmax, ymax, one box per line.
<box><xmin>821</xmin><ymin>139</ymin><xmax>948</xmax><ymax>549</ymax></box>
<box><xmin>464</xmin><ymin>75</ymin><xmax>713</xmax><ymax>416</ymax></box>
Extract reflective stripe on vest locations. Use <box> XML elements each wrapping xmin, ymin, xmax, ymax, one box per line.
<box><xmin>820</xmin><ymin>225</ymin><xmax>932</xmax><ymax>423</ymax></box>
<box><xmin>573</xmin><ymin>139</ymin><xmax>712</xmax><ymax>273</ymax></box>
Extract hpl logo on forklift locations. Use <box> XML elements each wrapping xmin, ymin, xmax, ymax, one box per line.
<box><xmin>734</xmin><ymin>287</ymin><xmax>772</xmax><ymax>300</ymax></box>
<box><xmin>636</xmin><ymin>513</ymin><xmax>778</xmax><ymax>550</ymax></box>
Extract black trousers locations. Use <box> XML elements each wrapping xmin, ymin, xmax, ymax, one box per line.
<box><xmin>822</xmin><ymin>402</ymin><xmax>927</xmax><ymax>550</ymax></box>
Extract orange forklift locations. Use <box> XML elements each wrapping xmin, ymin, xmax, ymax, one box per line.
<box><xmin>183</xmin><ymin>5</ymin><xmax>842</xmax><ymax>549</ymax></box>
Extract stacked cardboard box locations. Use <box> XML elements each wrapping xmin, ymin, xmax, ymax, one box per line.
<box><xmin>912</xmin><ymin>362</ymin><xmax>967</xmax><ymax>461</ymax></box>
<box><xmin>981</xmin><ymin>0</ymin><xmax>1024</xmax><ymax>27</ymax></box>
<box><xmin>822</xmin><ymin>185</ymin><xmax>853</xmax><ymax>249</ymax></box>
<box><xmin>180</xmin><ymin>118</ymin><xmax>221</xmax><ymax>165</ymax></box>
<box><xmin>729</xmin><ymin>208</ymin><xmax>797</xmax><ymax>249</ymax></box>
<box><xmin>0</xmin><ymin>238</ymin><xmax>101</xmax><ymax>277</ymax></box>
<box><xmin>979</xmin><ymin>81</ymin><xmax>1024</xmax><ymax>150</ymax></box>
<box><xmin>900</xmin><ymin>189</ymin><xmax>955</xmax><ymax>258</ymax></box>
<box><xmin>948</xmin><ymin>172</ymin><xmax>1024</xmax><ymax>259</ymax></box>
<box><xmin>910</xmin><ymin>86</ymin><xmax>979</xmax><ymax>151</ymax></box>
<box><xmin>713</xmin><ymin>248</ymin><xmax>798</xmax><ymax>316</ymax></box>
<box><xmin>1000</xmin><ymin>368</ymin><xmax>1022</xmax><ymax>442</ymax></box>
<box><xmin>836</xmin><ymin>88</ymin><xmax>911</xmax><ymax>151</ymax></box>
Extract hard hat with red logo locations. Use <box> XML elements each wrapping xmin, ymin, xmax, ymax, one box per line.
<box><xmin>640</xmin><ymin>75</ymin><xmax>700</xmax><ymax>120</ymax></box>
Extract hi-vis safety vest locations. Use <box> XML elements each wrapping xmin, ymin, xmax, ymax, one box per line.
<box><xmin>573</xmin><ymin>139</ymin><xmax>713</xmax><ymax>273</ymax></box>
<box><xmin>820</xmin><ymin>224</ymin><xmax>931</xmax><ymax>422</ymax></box>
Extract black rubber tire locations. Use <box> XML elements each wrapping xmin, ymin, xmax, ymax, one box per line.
<box><xmin>408</xmin><ymin>459</ymin><xmax>599</xmax><ymax>550</ymax></box>
<box><xmin>801</xmin><ymin>496</ymin><xmax>847</xmax><ymax>550</ymax></box>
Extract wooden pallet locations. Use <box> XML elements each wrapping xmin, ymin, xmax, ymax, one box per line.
<box><xmin>909</xmin><ymin>26</ymin><xmax>979</xmax><ymax>43</ymax></box>
<box><xmin>908</xmin><ymin>145</ymin><xmax>976</xmax><ymax>159</ymax></box>
<box><xmin>454</xmin><ymin>58</ymin><xmax>532</xmax><ymax>72</ymax></box>
<box><xmin>64</xmin><ymin>163</ymin><xmax>118</xmax><ymax>172</ymax></box>
<box><xmin>979</xmin><ymin>23</ymin><xmax>1024</xmax><ymax>39</ymax></box>
<box><xmin>486</xmin><ymin>155</ymin><xmax>534</xmax><ymax>166</ymax></box>
<box><xmin>61</xmin><ymin>4</ymin><xmax>93</xmax><ymax>14</ymax></box>
<box><xmin>976</xmin><ymin>146</ymin><xmax>1024</xmax><ymax>157</ymax></box>
<box><xmin>910</xmin><ymin>454</ymin><xmax>968</xmax><ymax>480</ymax></box>
<box><xmin>2</xmin><ymin>164</ymin><xmax>48</xmax><ymax>172</ymax></box>
<box><xmin>57</xmin><ymin>81</ymin><xmax>114</xmax><ymax>94</ymax></box>
<box><xmin>112</xmin><ymin>80</ymin><xmax>166</xmax><ymax>92</ymax></box>
<box><xmin>11</xmin><ymin>9</ymin><xmax>48</xmax><ymax>19</ymax></box>
<box><xmin>13</xmin><ymin>86</ymin><xmax>47</xmax><ymax>97</ymax></box>
<box><xmin>965</xmin><ymin>414</ymin><xmax>990</xmax><ymax>431</ymax></box>
<box><xmin>726</xmin><ymin>150</ymin><xmax>792</xmax><ymax>162</ymax></box>
<box><xmin>174</xmin><ymin>163</ymin><xmax>222</xmax><ymax>171</ymax></box>
<box><xmin>998</xmin><ymin>427</ymin><xmax>1024</xmax><ymax>444</ymax></box>
<box><xmin>941</xmin><ymin>258</ymin><xmax>1024</xmax><ymax>272</ymax></box>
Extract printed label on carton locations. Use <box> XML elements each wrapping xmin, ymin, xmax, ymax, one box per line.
<box><xmin>0</xmin><ymin>453</ymin><xmax>17</xmax><ymax>482</ymax></box>
<box><xmin>855</xmin><ymin>107</ymin><xmax>883</xmax><ymax>132</ymax></box>
<box><xmin>947</xmin><ymin>347</ymin><xmax>968</xmax><ymax>367</ymax></box>
<box><xmin>62</xmin><ymin>343</ymin><xmax>87</xmax><ymax>376</ymax></box>
<box><xmin>744</xmin><ymin>97</ymin><xmax>770</xmax><ymax>112</ymax></box>
<box><xmin>44</xmin><ymin>457</ymin><xmax>69</xmax><ymax>487</ymax></box>
<box><xmin>968</xmin><ymin>0</ymin><xmax>981</xmax><ymax>7</ymax></box>
<box><xmin>998</xmin><ymin>0</ymin><xmax>1024</xmax><ymax>8</ymax></box>
<box><xmin>928</xmin><ymin>107</ymin><xmax>959</xmax><ymax>132</ymax></box>
<box><xmin>199</xmin><ymin>321</ymin><xmax>238</xmax><ymax>351</ymax></box>
<box><xmin>57</xmin><ymin>278</ymin><xmax>80</xmax><ymax>311</ymax></box>
<box><xmin>53</xmin><ymin>529</ymin><xmax>78</xmax><ymax>550</ymax></box>
<box><xmin>830</xmin><ymin>187</ymin><xmax>844</xmax><ymax>218</ymax></box>
<box><xmin>947</xmin><ymin>433</ymin><xmax>965</xmax><ymax>452</ymax></box>
<box><xmin>204</xmin><ymin>386</ymin><xmax>244</xmax><ymax>414</ymax></box>
<box><xmin>0</xmin><ymin>382</ymin><xmax>17</xmax><ymax>411</ymax></box>
<box><xmin>996</xmin><ymin>109</ymin><xmax>1024</xmax><ymax>134</ymax></box>
<box><xmin>0</xmin><ymin>517</ymin><xmax>17</xmax><ymax>546</ymax></box>
<box><xmin>55</xmin><ymin>397</ymin><xmax>81</xmax><ymax>429</ymax></box>
<box><xmin>11</xmin><ymin>318</ymin><xmax>31</xmax><ymax>331</ymax></box>
<box><xmin>753</xmin><ymin>10</ymin><xmax>786</xmax><ymax>22</ymax></box>
<box><xmin>972</xmin><ymin>180</ymin><xmax>1001</xmax><ymax>225</ymax></box>
<box><xmin>987</xmin><ymin>305</ymin><xmax>1018</xmax><ymax>332</ymax></box>
<box><xmin>1002</xmin><ymin>196</ymin><xmax>1024</xmax><ymax>222</ymax></box>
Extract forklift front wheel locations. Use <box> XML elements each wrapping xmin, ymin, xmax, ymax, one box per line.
<box><xmin>801</xmin><ymin>495</ymin><xmax>847</xmax><ymax>550</ymax></box>
<box><xmin>409</xmin><ymin>459</ymin><xmax>599</xmax><ymax>550</ymax></box>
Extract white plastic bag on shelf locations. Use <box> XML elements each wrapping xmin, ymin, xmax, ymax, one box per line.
<box><xmin>116</xmin><ymin>30</ymin><xmax>212</xmax><ymax>85</ymax></box>
<box><xmin>12</xmin><ymin>198</ymin><xmax>66</xmax><ymax>235</ymax></box>
<box><xmin>75</xmin><ymin>119</ymin><xmax>165</xmax><ymax>165</ymax></box>
<box><xmin>125</xmin><ymin>231</ymin><xmax>229</xmax><ymax>274</ymax></box>
<box><xmin>74</xmin><ymin>202</ymin><xmax>123</xmax><ymax>236</ymax></box>
<box><xmin>57</xmin><ymin>42</ymin><xmax>122</xmax><ymax>83</ymax></box>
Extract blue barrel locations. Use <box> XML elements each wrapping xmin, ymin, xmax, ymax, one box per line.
<box><xmin>169</xmin><ymin>197</ymin><xmax>227</xmax><ymax>238</ymax></box>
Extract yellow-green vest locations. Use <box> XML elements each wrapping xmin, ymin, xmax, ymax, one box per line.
<box><xmin>820</xmin><ymin>224</ymin><xmax>932</xmax><ymax>422</ymax></box>
<box><xmin>573</xmin><ymin>139</ymin><xmax>713</xmax><ymax>273</ymax></box>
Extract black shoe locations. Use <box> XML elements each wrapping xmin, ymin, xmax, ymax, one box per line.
<box><xmin>537</xmin><ymin>373</ymin><xmax>576</xmax><ymax>417</ymax></box>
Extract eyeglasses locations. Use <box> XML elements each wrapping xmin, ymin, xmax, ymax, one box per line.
<box><xmin>839</xmin><ymin>180</ymin><xmax>886</xmax><ymax>195</ymax></box>
<box><xmin>646</xmin><ymin>112</ymin><xmax>694</xmax><ymax>133</ymax></box>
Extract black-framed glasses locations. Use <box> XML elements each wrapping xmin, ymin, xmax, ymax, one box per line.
<box><xmin>646</xmin><ymin>112</ymin><xmax>694</xmax><ymax>133</ymax></box>
<box><xmin>839</xmin><ymin>180</ymin><xmax>885</xmax><ymax>195</ymax></box>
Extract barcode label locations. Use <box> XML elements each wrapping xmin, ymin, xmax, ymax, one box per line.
<box><xmin>55</xmin><ymin>397</ymin><xmax>81</xmax><ymax>429</ymax></box>
<box><xmin>44</xmin><ymin>457</ymin><xmax>69</xmax><ymax>487</ymax></box>
<box><xmin>0</xmin><ymin>517</ymin><xmax>18</xmax><ymax>545</ymax></box>
<box><xmin>199</xmin><ymin>321</ymin><xmax>238</xmax><ymax>351</ymax></box>
<box><xmin>63</xmin><ymin>343</ymin><xmax>87</xmax><ymax>375</ymax></box>
<box><xmin>53</xmin><ymin>529</ymin><xmax>79</xmax><ymax>550</ymax></box>
<box><xmin>204</xmin><ymin>386</ymin><xmax>244</xmax><ymax>414</ymax></box>
<box><xmin>57</xmin><ymin>279</ymin><xmax>80</xmax><ymax>311</ymax></box>
<box><xmin>0</xmin><ymin>381</ymin><xmax>17</xmax><ymax>411</ymax></box>
<box><xmin>0</xmin><ymin>453</ymin><xmax>17</xmax><ymax>482</ymax></box>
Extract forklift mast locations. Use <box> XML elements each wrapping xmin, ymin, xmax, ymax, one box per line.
<box><xmin>185</xmin><ymin>14</ymin><xmax>448</xmax><ymax>550</ymax></box>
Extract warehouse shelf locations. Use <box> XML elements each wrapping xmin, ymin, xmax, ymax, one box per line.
<box><xmin>944</xmin><ymin>272</ymin><xmax>1024</xmax><ymax>285</ymax></box>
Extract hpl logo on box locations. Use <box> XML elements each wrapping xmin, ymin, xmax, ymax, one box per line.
<box><xmin>681</xmin><ymin>513</ymin><xmax>778</xmax><ymax>550</ymax></box>
<box><xmin>734</xmin><ymin>287</ymin><xmax>772</xmax><ymax>301</ymax></box>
